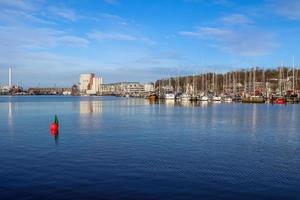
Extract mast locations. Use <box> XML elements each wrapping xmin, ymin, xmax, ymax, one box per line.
<box><xmin>253</xmin><ymin>67</ymin><xmax>256</xmax><ymax>94</ymax></box>
<box><xmin>279</xmin><ymin>62</ymin><xmax>283</xmax><ymax>96</ymax></box>
<box><xmin>293</xmin><ymin>56</ymin><xmax>295</xmax><ymax>93</ymax></box>
<box><xmin>194</xmin><ymin>74</ymin><xmax>196</xmax><ymax>95</ymax></box>
<box><xmin>244</xmin><ymin>70</ymin><xmax>247</xmax><ymax>95</ymax></box>
<box><xmin>212</xmin><ymin>73</ymin><xmax>215</xmax><ymax>93</ymax></box>
<box><xmin>158</xmin><ymin>80</ymin><xmax>161</xmax><ymax>97</ymax></box>
<box><xmin>176</xmin><ymin>69</ymin><xmax>180</xmax><ymax>94</ymax></box>
<box><xmin>168</xmin><ymin>76</ymin><xmax>172</xmax><ymax>92</ymax></box>
<box><xmin>262</xmin><ymin>69</ymin><xmax>265</xmax><ymax>94</ymax></box>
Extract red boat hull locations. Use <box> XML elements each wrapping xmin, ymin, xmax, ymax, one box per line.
<box><xmin>275</xmin><ymin>98</ymin><xmax>286</xmax><ymax>104</ymax></box>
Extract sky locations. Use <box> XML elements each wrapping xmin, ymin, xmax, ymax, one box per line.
<box><xmin>0</xmin><ymin>0</ymin><xmax>300</xmax><ymax>87</ymax></box>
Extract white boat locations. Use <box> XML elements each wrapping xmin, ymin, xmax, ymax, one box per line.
<box><xmin>212</xmin><ymin>96</ymin><xmax>221</xmax><ymax>101</ymax></box>
<box><xmin>180</xmin><ymin>93</ymin><xmax>190</xmax><ymax>101</ymax></box>
<box><xmin>200</xmin><ymin>95</ymin><xmax>209</xmax><ymax>101</ymax></box>
<box><xmin>164</xmin><ymin>91</ymin><xmax>175</xmax><ymax>100</ymax></box>
<box><xmin>222</xmin><ymin>96</ymin><xmax>232</xmax><ymax>102</ymax></box>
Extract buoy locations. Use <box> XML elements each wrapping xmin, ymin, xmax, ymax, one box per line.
<box><xmin>50</xmin><ymin>114</ymin><xmax>59</xmax><ymax>134</ymax></box>
<box><xmin>50</xmin><ymin>122</ymin><xmax>58</xmax><ymax>133</ymax></box>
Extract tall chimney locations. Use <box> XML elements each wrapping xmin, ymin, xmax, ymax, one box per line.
<box><xmin>9</xmin><ymin>67</ymin><xmax>12</xmax><ymax>87</ymax></box>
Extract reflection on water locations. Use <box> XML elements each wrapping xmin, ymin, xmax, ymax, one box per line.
<box><xmin>147</xmin><ymin>99</ymin><xmax>218</xmax><ymax>108</ymax></box>
<box><xmin>165</xmin><ymin>99</ymin><xmax>175</xmax><ymax>106</ymax></box>
<box><xmin>252</xmin><ymin>104</ymin><xmax>257</xmax><ymax>131</ymax></box>
<box><xmin>79</xmin><ymin>100</ymin><xmax>102</xmax><ymax>133</ymax></box>
<box><xmin>8</xmin><ymin>102</ymin><xmax>13</xmax><ymax>128</ymax></box>
<box><xmin>51</xmin><ymin>132</ymin><xmax>59</xmax><ymax>145</ymax></box>
<box><xmin>80</xmin><ymin>100</ymin><xmax>102</xmax><ymax>115</ymax></box>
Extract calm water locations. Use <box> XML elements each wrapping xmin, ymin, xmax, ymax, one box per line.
<box><xmin>0</xmin><ymin>96</ymin><xmax>299</xmax><ymax>200</ymax></box>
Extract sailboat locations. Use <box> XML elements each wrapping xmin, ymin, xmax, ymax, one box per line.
<box><xmin>210</xmin><ymin>73</ymin><xmax>221</xmax><ymax>101</ymax></box>
<box><xmin>200</xmin><ymin>74</ymin><xmax>209</xmax><ymax>101</ymax></box>
<box><xmin>180</xmin><ymin>77</ymin><xmax>191</xmax><ymax>101</ymax></box>
<box><xmin>164</xmin><ymin>77</ymin><xmax>175</xmax><ymax>100</ymax></box>
<box><xmin>273</xmin><ymin>64</ymin><xmax>286</xmax><ymax>104</ymax></box>
<box><xmin>242</xmin><ymin>67</ymin><xmax>265</xmax><ymax>103</ymax></box>
<box><xmin>190</xmin><ymin>74</ymin><xmax>198</xmax><ymax>101</ymax></box>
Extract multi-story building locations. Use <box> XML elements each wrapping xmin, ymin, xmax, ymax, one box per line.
<box><xmin>143</xmin><ymin>83</ymin><xmax>154</xmax><ymax>92</ymax></box>
<box><xmin>101</xmin><ymin>82</ymin><xmax>149</xmax><ymax>96</ymax></box>
<box><xmin>79</xmin><ymin>73</ymin><xmax>103</xmax><ymax>95</ymax></box>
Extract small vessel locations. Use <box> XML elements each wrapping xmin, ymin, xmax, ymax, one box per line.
<box><xmin>200</xmin><ymin>95</ymin><xmax>209</xmax><ymax>101</ymax></box>
<box><xmin>180</xmin><ymin>93</ymin><xmax>190</xmax><ymax>101</ymax></box>
<box><xmin>232</xmin><ymin>95</ymin><xmax>242</xmax><ymax>102</ymax></box>
<box><xmin>190</xmin><ymin>95</ymin><xmax>198</xmax><ymax>101</ymax></box>
<box><xmin>212</xmin><ymin>96</ymin><xmax>221</xmax><ymax>101</ymax></box>
<box><xmin>148</xmin><ymin>93</ymin><xmax>158</xmax><ymax>101</ymax></box>
<box><xmin>164</xmin><ymin>91</ymin><xmax>175</xmax><ymax>100</ymax></box>
<box><xmin>222</xmin><ymin>96</ymin><xmax>232</xmax><ymax>102</ymax></box>
<box><xmin>242</xmin><ymin>95</ymin><xmax>265</xmax><ymax>103</ymax></box>
<box><xmin>274</xmin><ymin>97</ymin><xmax>286</xmax><ymax>104</ymax></box>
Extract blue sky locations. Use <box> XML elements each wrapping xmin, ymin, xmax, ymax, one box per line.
<box><xmin>0</xmin><ymin>0</ymin><xmax>300</xmax><ymax>87</ymax></box>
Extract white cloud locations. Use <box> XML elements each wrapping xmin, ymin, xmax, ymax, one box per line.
<box><xmin>88</xmin><ymin>31</ymin><xmax>137</xmax><ymax>41</ymax></box>
<box><xmin>0</xmin><ymin>0</ymin><xmax>34</xmax><ymax>11</ymax></box>
<box><xmin>179</xmin><ymin>26</ymin><xmax>231</xmax><ymax>38</ymax></box>
<box><xmin>179</xmin><ymin>26</ymin><xmax>278</xmax><ymax>56</ymax></box>
<box><xmin>220</xmin><ymin>14</ymin><xmax>253</xmax><ymax>25</ymax></box>
<box><xmin>100</xmin><ymin>13</ymin><xmax>128</xmax><ymax>25</ymax></box>
<box><xmin>0</xmin><ymin>9</ymin><xmax>55</xmax><ymax>25</ymax></box>
<box><xmin>87</xmin><ymin>31</ymin><xmax>155</xmax><ymax>45</ymax></box>
<box><xmin>57</xmin><ymin>36</ymin><xmax>89</xmax><ymax>47</ymax></box>
<box><xmin>270</xmin><ymin>0</ymin><xmax>300</xmax><ymax>20</ymax></box>
<box><xmin>48</xmin><ymin>7</ymin><xmax>77</xmax><ymax>21</ymax></box>
<box><xmin>0</xmin><ymin>26</ymin><xmax>88</xmax><ymax>49</ymax></box>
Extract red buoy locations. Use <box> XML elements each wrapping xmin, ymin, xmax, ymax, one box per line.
<box><xmin>50</xmin><ymin>122</ymin><xmax>58</xmax><ymax>134</ymax></box>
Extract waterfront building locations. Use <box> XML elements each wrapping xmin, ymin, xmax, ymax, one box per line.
<box><xmin>28</xmin><ymin>87</ymin><xmax>71</xmax><ymax>95</ymax></box>
<box><xmin>101</xmin><ymin>82</ymin><xmax>147</xmax><ymax>96</ymax></box>
<box><xmin>144</xmin><ymin>83</ymin><xmax>154</xmax><ymax>92</ymax></box>
<box><xmin>79</xmin><ymin>73</ymin><xmax>103</xmax><ymax>95</ymax></box>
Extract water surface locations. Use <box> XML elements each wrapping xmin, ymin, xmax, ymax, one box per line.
<box><xmin>0</xmin><ymin>96</ymin><xmax>299</xmax><ymax>199</ymax></box>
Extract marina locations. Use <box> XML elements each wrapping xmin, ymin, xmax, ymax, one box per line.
<box><xmin>1</xmin><ymin>0</ymin><xmax>300</xmax><ymax>199</ymax></box>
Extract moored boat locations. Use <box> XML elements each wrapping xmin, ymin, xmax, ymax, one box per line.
<box><xmin>222</xmin><ymin>96</ymin><xmax>232</xmax><ymax>102</ymax></box>
<box><xmin>274</xmin><ymin>97</ymin><xmax>286</xmax><ymax>104</ymax></box>
<box><xmin>180</xmin><ymin>93</ymin><xmax>190</xmax><ymax>101</ymax></box>
<box><xmin>212</xmin><ymin>96</ymin><xmax>221</xmax><ymax>101</ymax></box>
<box><xmin>200</xmin><ymin>95</ymin><xmax>209</xmax><ymax>101</ymax></box>
<box><xmin>164</xmin><ymin>91</ymin><xmax>175</xmax><ymax>100</ymax></box>
<box><xmin>242</xmin><ymin>95</ymin><xmax>265</xmax><ymax>103</ymax></box>
<box><xmin>147</xmin><ymin>93</ymin><xmax>158</xmax><ymax>101</ymax></box>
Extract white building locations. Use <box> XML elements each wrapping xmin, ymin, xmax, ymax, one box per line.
<box><xmin>144</xmin><ymin>83</ymin><xmax>154</xmax><ymax>92</ymax></box>
<box><xmin>79</xmin><ymin>73</ymin><xmax>103</xmax><ymax>95</ymax></box>
<box><xmin>9</xmin><ymin>67</ymin><xmax>12</xmax><ymax>88</ymax></box>
<box><xmin>101</xmin><ymin>82</ymin><xmax>147</xmax><ymax>95</ymax></box>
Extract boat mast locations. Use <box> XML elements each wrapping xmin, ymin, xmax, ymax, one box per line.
<box><xmin>253</xmin><ymin>66</ymin><xmax>256</xmax><ymax>95</ymax></box>
<box><xmin>192</xmin><ymin>74</ymin><xmax>195</xmax><ymax>96</ymax></box>
<box><xmin>158</xmin><ymin>80</ymin><xmax>161</xmax><ymax>97</ymax></box>
<box><xmin>293</xmin><ymin>56</ymin><xmax>295</xmax><ymax>94</ymax></box>
<box><xmin>244</xmin><ymin>70</ymin><xmax>247</xmax><ymax>95</ymax></box>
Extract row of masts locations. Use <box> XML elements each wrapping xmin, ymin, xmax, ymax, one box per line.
<box><xmin>156</xmin><ymin>66</ymin><xmax>299</xmax><ymax>97</ymax></box>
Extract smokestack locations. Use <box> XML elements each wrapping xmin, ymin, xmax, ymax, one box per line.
<box><xmin>9</xmin><ymin>67</ymin><xmax>12</xmax><ymax>87</ymax></box>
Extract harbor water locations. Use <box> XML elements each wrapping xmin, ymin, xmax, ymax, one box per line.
<box><xmin>0</xmin><ymin>96</ymin><xmax>299</xmax><ymax>199</ymax></box>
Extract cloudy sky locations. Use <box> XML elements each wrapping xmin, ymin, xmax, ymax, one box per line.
<box><xmin>0</xmin><ymin>0</ymin><xmax>299</xmax><ymax>87</ymax></box>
